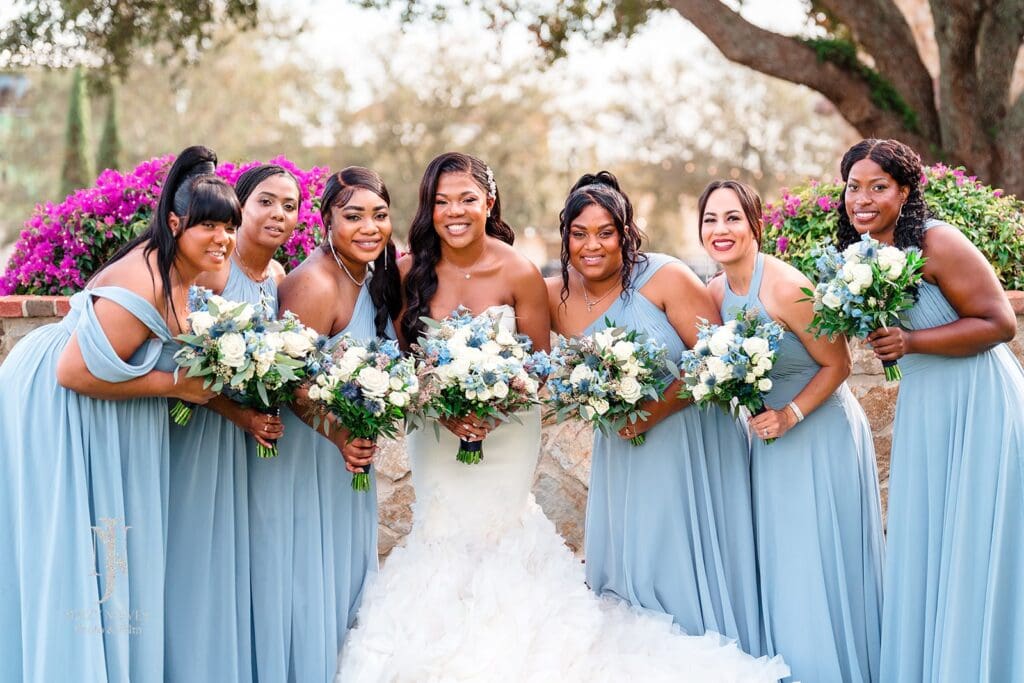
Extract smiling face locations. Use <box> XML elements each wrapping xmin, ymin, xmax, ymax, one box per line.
<box><xmin>568</xmin><ymin>203</ymin><xmax>623</xmax><ymax>283</ymax></box>
<box><xmin>699</xmin><ymin>187</ymin><xmax>759</xmax><ymax>266</ymax></box>
<box><xmin>240</xmin><ymin>174</ymin><xmax>300</xmax><ymax>251</ymax></box>
<box><xmin>844</xmin><ymin>158</ymin><xmax>909</xmax><ymax>243</ymax></box>
<box><xmin>328</xmin><ymin>187</ymin><xmax>392</xmax><ymax>273</ymax></box>
<box><xmin>432</xmin><ymin>171</ymin><xmax>493</xmax><ymax>250</ymax></box>
<box><xmin>172</xmin><ymin>214</ymin><xmax>237</xmax><ymax>275</ymax></box>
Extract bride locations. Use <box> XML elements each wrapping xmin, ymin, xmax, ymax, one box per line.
<box><xmin>336</xmin><ymin>153</ymin><xmax>788</xmax><ymax>682</ymax></box>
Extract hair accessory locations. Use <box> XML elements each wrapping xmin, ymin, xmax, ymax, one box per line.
<box><xmin>485</xmin><ymin>165</ymin><xmax>497</xmax><ymax>199</ymax></box>
<box><xmin>788</xmin><ymin>401</ymin><xmax>804</xmax><ymax>423</ymax></box>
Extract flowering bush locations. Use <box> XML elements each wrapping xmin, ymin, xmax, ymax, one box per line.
<box><xmin>1</xmin><ymin>155</ymin><xmax>330</xmax><ymax>295</ymax></box>
<box><xmin>763</xmin><ymin>165</ymin><xmax>1024</xmax><ymax>290</ymax></box>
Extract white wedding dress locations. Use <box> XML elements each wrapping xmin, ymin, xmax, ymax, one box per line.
<box><xmin>337</xmin><ymin>306</ymin><xmax>788</xmax><ymax>682</ymax></box>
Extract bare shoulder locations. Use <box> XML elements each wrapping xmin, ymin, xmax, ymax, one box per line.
<box><xmin>920</xmin><ymin>222</ymin><xmax>978</xmax><ymax>264</ymax></box>
<box><xmin>705</xmin><ymin>271</ymin><xmax>726</xmax><ymax>303</ymax></box>
<box><xmin>279</xmin><ymin>254</ymin><xmax>336</xmax><ymax>301</ymax></box>
<box><xmin>90</xmin><ymin>248</ymin><xmax>162</xmax><ymax>307</ymax></box>
<box><xmin>268</xmin><ymin>258</ymin><xmax>287</xmax><ymax>285</ymax></box>
<box><xmin>647</xmin><ymin>258</ymin><xmax>704</xmax><ymax>293</ymax></box>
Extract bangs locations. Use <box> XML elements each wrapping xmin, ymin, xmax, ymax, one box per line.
<box><xmin>184</xmin><ymin>176</ymin><xmax>242</xmax><ymax>228</ymax></box>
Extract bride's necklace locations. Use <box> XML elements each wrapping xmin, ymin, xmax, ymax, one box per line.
<box><xmin>577</xmin><ymin>272</ymin><xmax>621</xmax><ymax>312</ymax></box>
<box><xmin>329</xmin><ymin>237</ymin><xmax>367</xmax><ymax>287</ymax></box>
<box><xmin>451</xmin><ymin>244</ymin><xmax>487</xmax><ymax>280</ymax></box>
<box><xmin>232</xmin><ymin>240</ymin><xmax>270</xmax><ymax>282</ymax></box>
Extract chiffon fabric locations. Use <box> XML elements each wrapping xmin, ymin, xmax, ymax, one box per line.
<box><xmin>338</xmin><ymin>305</ymin><xmax>788</xmax><ymax>682</ymax></box>
<box><xmin>583</xmin><ymin>253</ymin><xmax>764</xmax><ymax>656</ymax></box>
<box><xmin>879</xmin><ymin>220</ymin><xmax>1024</xmax><ymax>682</ymax></box>
<box><xmin>721</xmin><ymin>252</ymin><xmax>884</xmax><ymax>682</ymax></box>
<box><xmin>164</xmin><ymin>262</ymin><xmax>278</xmax><ymax>682</ymax></box>
<box><xmin>0</xmin><ymin>286</ymin><xmax>176</xmax><ymax>682</ymax></box>
<box><xmin>249</xmin><ymin>281</ymin><xmax>383</xmax><ymax>683</ymax></box>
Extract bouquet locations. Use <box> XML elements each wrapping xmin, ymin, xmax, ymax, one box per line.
<box><xmin>678</xmin><ymin>308</ymin><xmax>785</xmax><ymax>442</ymax></box>
<box><xmin>800</xmin><ymin>233</ymin><xmax>926</xmax><ymax>381</ymax></box>
<box><xmin>172</xmin><ymin>287</ymin><xmax>329</xmax><ymax>457</ymax></box>
<box><xmin>306</xmin><ymin>336</ymin><xmax>418</xmax><ymax>491</ymax></box>
<box><xmin>412</xmin><ymin>307</ymin><xmax>545</xmax><ymax>464</ymax></box>
<box><xmin>544</xmin><ymin>321</ymin><xmax>675</xmax><ymax>446</ymax></box>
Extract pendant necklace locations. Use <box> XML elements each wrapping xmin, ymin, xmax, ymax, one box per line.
<box><xmin>233</xmin><ymin>240</ymin><xmax>270</xmax><ymax>283</ymax></box>
<box><xmin>329</xmin><ymin>237</ymin><xmax>367</xmax><ymax>287</ymax></box>
<box><xmin>452</xmin><ymin>243</ymin><xmax>487</xmax><ymax>280</ymax></box>
<box><xmin>578</xmin><ymin>272</ymin><xmax>621</xmax><ymax>312</ymax></box>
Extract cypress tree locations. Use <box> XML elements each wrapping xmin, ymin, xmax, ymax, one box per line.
<box><xmin>96</xmin><ymin>81</ymin><xmax>122</xmax><ymax>172</ymax></box>
<box><xmin>60</xmin><ymin>66</ymin><xmax>94</xmax><ymax>198</ymax></box>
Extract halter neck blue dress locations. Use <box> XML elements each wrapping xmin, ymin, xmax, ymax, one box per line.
<box><xmin>583</xmin><ymin>252</ymin><xmax>763</xmax><ymax>656</ymax></box>
<box><xmin>720</xmin><ymin>252</ymin><xmax>884</xmax><ymax>682</ymax></box>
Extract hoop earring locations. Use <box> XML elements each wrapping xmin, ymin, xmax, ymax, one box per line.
<box><xmin>897</xmin><ymin>203</ymin><xmax>905</xmax><ymax>225</ymax></box>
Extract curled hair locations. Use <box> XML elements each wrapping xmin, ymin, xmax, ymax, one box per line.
<box><xmin>401</xmin><ymin>152</ymin><xmax>515</xmax><ymax>344</ymax></box>
<box><xmin>95</xmin><ymin>145</ymin><xmax>223</xmax><ymax>319</ymax></box>
<box><xmin>320</xmin><ymin>166</ymin><xmax>401</xmax><ymax>339</ymax></box>
<box><xmin>836</xmin><ymin>138</ymin><xmax>928</xmax><ymax>250</ymax></box>
<box><xmin>234</xmin><ymin>163</ymin><xmax>299</xmax><ymax>208</ymax></box>
<box><xmin>557</xmin><ymin>171</ymin><xmax>646</xmax><ymax>305</ymax></box>
<box><xmin>696</xmin><ymin>180</ymin><xmax>764</xmax><ymax>245</ymax></box>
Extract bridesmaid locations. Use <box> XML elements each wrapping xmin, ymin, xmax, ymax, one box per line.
<box><xmin>835</xmin><ymin>139</ymin><xmax>1024</xmax><ymax>682</ymax></box>
<box><xmin>248</xmin><ymin>166</ymin><xmax>400</xmax><ymax>683</ymax></box>
<box><xmin>701</xmin><ymin>179</ymin><xmax>884</xmax><ymax>682</ymax></box>
<box><xmin>164</xmin><ymin>164</ymin><xmax>300</xmax><ymax>681</ymax></box>
<box><xmin>0</xmin><ymin>146</ymin><xmax>230</xmax><ymax>682</ymax></box>
<box><xmin>546</xmin><ymin>172</ymin><xmax>763</xmax><ymax>656</ymax></box>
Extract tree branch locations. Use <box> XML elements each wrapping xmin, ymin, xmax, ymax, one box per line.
<box><xmin>665</xmin><ymin>0</ymin><xmax>934</xmax><ymax>152</ymax></box>
<box><xmin>815</xmin><ymin>0</ymin><xmax>939</xmax><ymax>140</ymax></box>
<box><xmin>977</xmin><ymin>0</ymin><xmax>1024</xmax><ymax>131</ymax></box>
<box><xmin>929</xmin><ymin>0</ymin><xmax>988</xmax><ymax>160</ymax></box>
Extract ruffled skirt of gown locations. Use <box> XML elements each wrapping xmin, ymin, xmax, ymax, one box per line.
<box><xmin>337</xmin><ymin>408</ymin><xmax>788</xmax><ymax>682</ymax></box>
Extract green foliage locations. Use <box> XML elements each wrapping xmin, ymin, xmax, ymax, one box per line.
<box><xmin>764</xmin><ymin>166</ymin><xmax>1024</xmax><ymax>290</ymax></box>
<box><xmin>96</xmin><ymin>82</ymin><xmax>122</xmax><ymax>172</ymax></box>
<box><xmin>60</xmin><ymin>66</ymin><xmax>93</xmax><ymax>199</ymax></box>
<box><xmin>802</xmin><ymin>37</ymin><xmax>919</xmax><ymax>133</ymax></box>
<box><xmin>0</xmin><ymin>0</ymin><xmax>259</xmax><ymax>80</ymax></box>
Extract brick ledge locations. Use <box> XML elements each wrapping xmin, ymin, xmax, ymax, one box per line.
<box><xmin>0</xmin><ymin>295</ymin><xmax>72</xmax><ymax>318</ymax></box>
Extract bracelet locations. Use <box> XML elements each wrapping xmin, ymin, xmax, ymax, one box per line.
<box><xmin>788</xmin><ymin>401</ymin><xmax>805</xmax><ymax>423</ymax></box>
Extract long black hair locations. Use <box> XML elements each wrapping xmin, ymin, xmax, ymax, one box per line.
<box><xmin>320</xmin><ymin>166</ymin><xmax>401</xmax><ymax>339</ymax></box>
<box><xmin>235</xmin><ymin>163</ymin><xmax>299</xmax><ymax>208</ymax></box>
<box><xmin>836</xmin><ymin>138</ymin><xmax>929</xmax><ymax>250</ymax></box>
<box><xmin>557</xmin><ymin>170</ymin><xmax>646</xmax><ymax>305</ymax></box>
<box><xmin>401</xmin><ymin>152</ymin><xmax>515</xmax><ymax>344</ymax></box>
<box><xmin>94</xmin><ymin>145</ymin><xmax>238</xmax><ymax>319</ymax></box>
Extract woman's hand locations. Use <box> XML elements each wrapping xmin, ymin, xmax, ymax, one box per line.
<box><xmin>328</xmin><ymin>421</ymin><xmax>377</xmax><ymax>474</ymax></box>
<box><xmin>866</xmin><ymin>326</ymin><xmax>911</xmax><ymax>362</ymax></box>
<box><xmin>748</xmin><ymin>407</ymin><xmax>798</xmax><ymax>442</ymax></box>
<box><xmin>234</xmin><ymin>408</ymin><xmax>284</xmax><ymax>449</ymax></box>
<box><xmin>168</xmin><ymin>374</ymin><xmax>218</xmax><ymax>404</ymax></box>
<box><xmin>440</xmin><ymin>414</ymin><xmax>495</xmax><ymax>442</ymax></box>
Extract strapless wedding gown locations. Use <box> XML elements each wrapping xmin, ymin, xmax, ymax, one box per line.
<box><xmin>336</xmin><ymin>305</ymin><xmax>788</xmax><ymax>682</ymax></box>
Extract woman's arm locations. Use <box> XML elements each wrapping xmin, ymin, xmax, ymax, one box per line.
<box><xmin>867</xmin><ymin>225</ymin><xmax>1015</xmax><ymax>360</ymax></box>
<box><xmin>748</xmin><ymin>267</ymin><xmax>850</xmax><ymax>441</ymax></box>
<box><xmin>512</xmin><ymin>260</ymin><xmax>552</xmax><ymax>353</ymax></box>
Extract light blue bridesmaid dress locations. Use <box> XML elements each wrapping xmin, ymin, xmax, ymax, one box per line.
<box><xmin>0</xmin><ymin>286</ymin><xmax>176</xmax><ymax>683</ymax></box>
<box><xmin>583</xmin><ymin>252</ymin><xmax>763</xmax><ymax>656</ymax></box>
<box><xmin>880</xmin><ymin>220</ymin><xmax>1024</xmax><ymax>682</ymax></box>
<box><xmin>721</xmin><ymin>252</ymin><xmax>884</xmax><ymax>682</ymax></box>
<box><xmin>164</xmin><ymin>262</ymin><xmax>277</xmax><ymax>682</ymax></box>
<box><xmin>249</xmin><ymin>280</ymin><xmax>388</xmax><ymax>683</ymax></box>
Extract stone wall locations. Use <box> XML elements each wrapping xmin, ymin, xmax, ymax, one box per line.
<box><xmin>3</xmin><ymin>292</ymin><xmax>1023</xmax><ymax>559</ymax></box>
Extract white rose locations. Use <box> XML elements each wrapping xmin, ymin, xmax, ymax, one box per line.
<box><xmin>741</xmin><ymin>337</ymin><xmax>769</xmax><ymax>358</ymax></box>
<box><xmin>708</xmin><ymin>329</ymin><xmax>734</xmax><ymax>357</ymax></box>
<box><xmin>569</xmin><ymin>364</ymin><xmax>594</xmax><ymax>385</ymax></box>
<box><xmin>841</xmin><ymin>244</ymin><xmax>863</xmax><ymax>263</ymax></box>
<box><xmin>263</xmin><ymin>332</ymin><xmax>284</xmax><ymax>352</ymax></box>
<box><xmin>611</xmin><ymin>341</ymin><xmax>635</xmax><ymax>362</ymax></box>
<box><xmin>877</xmin><ymin>246</ymin><xmax>905</xmax><ymax>279</ymax></box>
<box><xmin>755</xmin><ymin>356</ymin><xmax>773</xmax><ymax>374</ymax></box>
<box><xmin>757</xmin><ymin>378</ymin><xmax>773</xmax><ymax>392</ymax></box>
<box><xmin>593</xmin><ymin>329</ymin><xmax>616</xmax><ymax>350</ymax></box>
<box><xmin>307</xmin><ymin>385</ymin><xmax>322</xmax><ymax>402</ymax></box>
<box><xmin>389</xmin><ymin>391</ymin><xmax>409</xmax><ymax>407</ymax></box>
<box><xmin>303</xmin><ymin>326</ymin><xmax>320</xmax><ymax>343</ymax></box>
<box><xmin>233</xmin><ymin>303</ymin><xmax>255</xmax><ymax>327</ymax></box>
<box><xmin>218</xmin><ymin>332</ymin><xmax>247</xmax><ymax>368</ymax></box>
<box><xmin>335</xmin><ymin>352</ymin><xmax>362</xmax><ymax>380</ymax></box>
<box><xmin>357</xmin><ymin>367</ymin><xmax>391</xmax><ymax>398</ymax></box>
<box><xmin>617</xmin><ymin>376</ymin><xmax>643</xmax><ymax>404</ymax></box>
<box><xmin>492</xmin><ymin>381</ymin><xmax>509</xmax><ymax>399</ymax></box>
<box><xmin>390</xmin><ymin>375</ymin><xmax>407</xmax><ymax>391</ymax></box>
<box><xmin>589</xmin><ymin>397</ymin><xmax>610</xmax><ymax>415</ymax></box>
<box><xmin>188</xmin><ymin>311</ymin><xmax>216</xmax><ymax>336</ymax></box>
<box><xmin>495</xmin><ymin>327</ymin><xmax>518</xmax><ymax>347</ymax></box>
<box><xmin>480</xmin><ymin>340</ymin><xmax>501</xmax><ymax>357</ymax></box>
<box><xmin>450</xmin><ymin>356</ymin><xmax>472</xmax><ymax>378</ymax></box>
<box><xmin>842</xmin><ymin>262</ymin><xmax>873</xmax><ymax>291</ymax></box>
<box><xmin>477</xmin><ymin>387</ymin><xmax>493</xmax><ymax>402</ymax></box>
<box><xmin>281</xmin><ymin>330</ymin><xmax>313</xmax><ymax>357</ymax></box>
<box><xmin>691</xmin><ymin>384</ymin><xmax>709</xmax><ymax>401</ymax></box>
<box><xmin>744</xmin><ymin>372</ymin><xmax>756</xmax><ymax>384</ymax></box>
<box><xmin>822</xmin><ymin>290</ymin><xmax>842</xmax><ymax>310</ymax></box>
<box><xmin>706</xmin><ymin>357</ymin><xmax>733</xmax><ymax>383</ymax></box>
<box><xmin>208</xmin><ymin>294</ymin><xmax>228</xmax><ymax>309</ymax></box>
